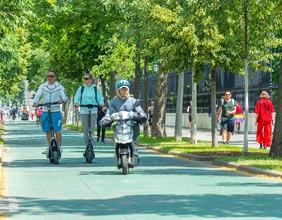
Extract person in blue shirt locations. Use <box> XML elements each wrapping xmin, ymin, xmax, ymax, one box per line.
<box><xmin>74</xmin><ymin>72</ymin><xmax>104</xmax><ymax>154</ymax></box>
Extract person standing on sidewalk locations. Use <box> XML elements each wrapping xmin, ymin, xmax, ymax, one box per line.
<box><xmin>254</xmin><ymin>91</ymin><xmax>274</xmax><ymax>150</ymax></box>
<box><xmin>217</xmin><ymin>91</ymin><xmax>236</xmax><ymax>144</ymax></box>
<box><xmin>148</xmin><ymin>101</ymin><xmax>154</xmax><ymax>133</ymax></box>
<box><xmin>74</xmin><ymin>72</ymin><xmax>104</xmax><ymax>154</ymax></box>
<box><xmin>187</xmin><ymin>101</ymin><xmax>192</xmax><ymax>132</ymax></box>
<box><xmin>33</xmin><ymin>70</ymin><xmax>68</xmax><ymax>154</ymax></box>
<box><xmin>234</xmin><ymin>101</ymin><xmax>244</xmax><ymax>134</ymax></box>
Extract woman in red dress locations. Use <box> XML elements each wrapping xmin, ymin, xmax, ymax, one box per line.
<box><xmin>254</xmin><ymin>91</ymin><xmax>275</xmax><ymax>149</ymax></box>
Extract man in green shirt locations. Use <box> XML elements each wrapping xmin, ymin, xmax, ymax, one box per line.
<box><xmin>217</xmin><ymin>91</ymin><xmax>236</xmax><ymax>144</ymax></box>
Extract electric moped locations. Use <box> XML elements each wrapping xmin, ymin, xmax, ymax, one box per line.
<box><xmin>110</xmin><ymin>111</ymin><xmax>140</xmax><ymax>175</ymax></box>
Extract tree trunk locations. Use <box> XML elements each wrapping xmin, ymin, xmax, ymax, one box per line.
<box><xmin>190</xmin><ymin>66</ymin><xmax>197</xmax><ymax>144</ymax></box>
<box><xmin>109</xmin><ymin>71</ymin><xmax>116</xmax><ymax>99</ymax></box>
<box><xmin>143</xmin><ymin>55</ymin><xmax>149</xmax><ymax>137</ymax></box>
<box><xmin>211</xmin><ymin>68</ymin><xmax>218</xmax><ymax>147</ymax></box>
<box><xmin>269</xmin><ymin>57</ymin><xmax>282</xmax><ymax>157</ymax></box>
<box><xmin>152</xmin><ymin>69</ymin><xmax>168</xmax><ymax>138</ymax></box>
<box><xmin>134</xmin><ymin>42</ymin><xmax>141</xmax><ymax>98</ymax></box>
<box><xmin>174</xmin><ymin>71</ymin><xmax>184</xmax><ymax>141</ymax></box>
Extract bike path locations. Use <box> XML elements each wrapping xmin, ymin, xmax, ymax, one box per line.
<box><xmin>1</xmin><ymin>120</ymin><xmax>282</xmax><ymax>219</ymax></box>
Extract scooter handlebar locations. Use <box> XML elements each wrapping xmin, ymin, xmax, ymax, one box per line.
<box><xmin>37</xmin><ymin>102</ymin><xmax>59</xmax><ymax>108</ymax></box>
<box><xmin>80</xmin><ymin>104</ymin><xmax>100</xmax><ymax>109</ymax></box>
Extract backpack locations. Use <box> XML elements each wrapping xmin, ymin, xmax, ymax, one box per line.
<box><xmin>80</xmin><ymin>85</ymin><xmax>99</xmax><ymax>104</ymax></box>
<box><xmin>149</xmin><ymin>106</ymin><xmax>154</xmax><ymax>117</ymax></box>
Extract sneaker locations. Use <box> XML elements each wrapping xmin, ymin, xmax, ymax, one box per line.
<box><xmin>97</xmin><ymin>137</ymin><xmax>100</xmax><ymax>142</ymax></box>
<box><xmin>42</xmin><ymin>147</ymin><xmax>49</xmax><ymax>154</ymax></box>
<box><xmin>134</xmin><ymin>148</ymin><xmax>139</xmax><ymax>156</ymax></box>
<box><xmin>101</xmin><ymin>138</ymin><xmax>105</xmax><ymax>143</ymax></box>
<box><xmin>59</xmin><ymin>147</ymin><xmax>63</xmax><ymax>154</ymax></box>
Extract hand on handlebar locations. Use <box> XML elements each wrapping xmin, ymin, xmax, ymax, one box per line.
<box><xmin>75</xmin><ymin>103</ymin><xmax>80</xmax><ymax>107</ymax></box>
<box><xmin>33</xmin><ymin>103</ymin><xmax>38</xmax><ymax>107</ymax></box>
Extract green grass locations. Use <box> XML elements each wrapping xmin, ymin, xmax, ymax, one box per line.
<box><xmin>139</xmin><ymin>135</ymin><xmax>282</xmax><ymax>173</ymax></box>
<box><xmin>219</xmin><ymin>156</ymin><xmax>282</xmax><ymax>172</ymax></box>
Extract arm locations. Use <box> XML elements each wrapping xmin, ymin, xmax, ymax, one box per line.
<box><xmin>33</xmin><ymin>85</ymin><xmax>43</xmax><ymax>107</ymax></box>
<box><xmin>217</xmin><ymin>106</ymin><xmax>222</xmax><ymax>123</ymax></box>
<box><xmin>96</xmin><ymin>87</ymin><xmax>105</xmax><ymax>106</ymax></box>
<box><xmin>59</xmin><ymin>85</ymin><xmax>68</xmax><ymax>103</ymax></box>
<box><xmin>74</xmin><ymin>86</ymin><xmax>82</xmax><ymax>107</ymax></box>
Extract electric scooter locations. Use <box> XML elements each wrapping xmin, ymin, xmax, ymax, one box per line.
<box><xmin>38</xmin><ymin>102</ymin><xmax>61</xmax><ymax>164</ymax></box>
<box><xmin>80</xmin><ymin>104</ymin><xmax>100</xmax><ymax>163</ymax></box>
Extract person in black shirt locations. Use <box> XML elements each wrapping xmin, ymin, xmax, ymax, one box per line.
<box><xmin>97</xmin><ymin>105</ymin><xmax>106</xmax><ymax>143</ymax></box>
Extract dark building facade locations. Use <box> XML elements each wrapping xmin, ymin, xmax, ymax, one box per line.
<box><xmin>132</xmin><ymin>66</ymin><xmax>277</xmax><ymax>113</ymax></box>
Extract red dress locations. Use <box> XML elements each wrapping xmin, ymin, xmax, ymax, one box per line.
<box><xmin>254</xmin><ymin>98</ymin><xmax>274</xmax><ymax>148</ymax></box>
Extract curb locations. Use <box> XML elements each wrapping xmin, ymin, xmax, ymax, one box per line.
<box><xmin>140</xmin><ymin>144</ymin><xmax>282</xmax><ymax>179</ymax></box>
<box><xmin>212</xmin><ymin>160</ymin><xmax>282</xmax><ymax>178</ymax></box>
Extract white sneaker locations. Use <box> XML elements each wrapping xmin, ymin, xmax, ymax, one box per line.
<box><xmin>59</xmin><ymin>147</ymin><xmax>63</xmax><ymax>154</ymax></box>
<box><xmin>42</xmin><ymin>148</ymin><xmax>49</xmax><ymax>154</ymax></box>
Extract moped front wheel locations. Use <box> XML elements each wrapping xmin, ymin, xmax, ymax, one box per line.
<box><xmin>121</xmin><ymin>154</ymin><xmax>129</xmax><ymax>175</ymax></box>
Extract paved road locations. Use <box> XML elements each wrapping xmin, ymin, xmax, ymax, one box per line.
<box><xmin>1</xmin><ymin>120</ymin><xmax>282</xmax><ymax>220</ymax></box>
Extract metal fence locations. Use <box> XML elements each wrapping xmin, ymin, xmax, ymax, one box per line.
<box><xmin>131</xmin><ymin>65</ymin><xmax>277</xmax><ymax>113</ymax></box>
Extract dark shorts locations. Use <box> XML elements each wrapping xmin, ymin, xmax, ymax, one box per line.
<box><xmin>221</xmin><ymin>118</ymin><xmax>235</xmax><ymax>132</ymax></box>
<box><xmin>149</xmin><ymin>116</ymin><xmax>153</xmax><ymax>126</ymax></box>
<box><xmin>189</xmin><ymin>116</ymin><xmax>192</xmax><ymax>122</ymax></box>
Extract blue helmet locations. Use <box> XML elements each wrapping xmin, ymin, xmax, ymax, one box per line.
<box><xmin>116</xmin><ymin>79</ymin><xmax>130</xmax><ymax>89</ymax></box>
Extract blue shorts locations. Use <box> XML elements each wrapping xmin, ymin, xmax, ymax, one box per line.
<box><xmin>42</xmin><ymin>112</ymin><xmax>62</xmax><ymax>132</ymax></box>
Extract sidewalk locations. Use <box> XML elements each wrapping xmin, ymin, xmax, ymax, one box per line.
<box><xmin>165</xmin><ymin>127</ymin><xmax>259</xmax><ymax>148</ymax></box>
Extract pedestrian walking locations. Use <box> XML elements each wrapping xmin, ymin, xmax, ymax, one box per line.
<box><xmin>74</xmin><ymin>72</ymin><xmax>105</xmax><ymax>153</ymax></box>
<box><xmin>187</xmin><ymin>101</ymin><xmax>192</xmax><ymax>132</ymax></box>
<box><xmin>254</xmin><ymin>90</ymin><xmax>274</xmax><ymax>150</ymax></box>
<box><xmin>33</xmin><ymin>70</ymin><xmax>68</xmax><ymax>154</ymax></box>
<box><xmin>234</xmin><ymin>101</ymin><xmax>244</xmax><ymax>134</ymax></box>
<box><xmin>217</xmin><ymin>91</ymin><xmax>236</xmax><ymax>144</ymax></box>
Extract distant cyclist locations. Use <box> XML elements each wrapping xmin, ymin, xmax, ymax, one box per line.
<box><xmin>33</xmin><ymin>70</ymin><xmax>68</xmax><ymax>154</ymax></box>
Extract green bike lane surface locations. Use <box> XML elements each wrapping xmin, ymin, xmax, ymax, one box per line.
<box><xmin>1</xmin><ymin>120</ymin><xmax>282</xmax><ymax>220</ymax></box>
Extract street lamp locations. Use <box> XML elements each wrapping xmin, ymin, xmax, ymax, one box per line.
<box><xmin>153</xmin><ymin>63</ymin><xmax>159</xmax><ymax>73</ymax></box>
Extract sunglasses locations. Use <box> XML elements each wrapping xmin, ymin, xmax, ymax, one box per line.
<box><xmin>225</xmin><ymin>94</ymin><xmax>231</xmax><ymax>96</ymax></box>
<box><xmin>119</xmin><ymin>87</ymin><xmax>128</xmax><ymax>91</ymax></box>
<box><xmin>84</xmin><ymin>77</ymin><xmax>90</xmax><ymax>80</ymax></box>
<box><xmin>47</xmin><ymin>75</ymin><xmax>55</xmax><ymax>78</ymax></box>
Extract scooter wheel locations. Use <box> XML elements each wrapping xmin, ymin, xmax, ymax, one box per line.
<box><xmin>86</xmin><ymin>151</ymin><xmax>93</xmax><ymax>163</ymax></box>
<box><xmin>53</xmin><ymin>151</ymin><xmax>59</xmax><ymax>164</ymax></box>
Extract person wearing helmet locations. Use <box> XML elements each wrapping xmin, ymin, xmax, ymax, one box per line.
<box><xmin>108</xmin><ymin>79</ymin><xmax>147</xmax><ymax>156</ymax></box>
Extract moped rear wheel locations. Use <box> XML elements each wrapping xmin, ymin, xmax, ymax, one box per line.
<box><xmin>121</xmin><ymin>154</ymin><xmax>129</xmax><ymax>175</ymax></box>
